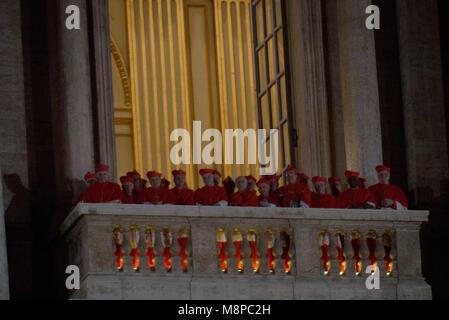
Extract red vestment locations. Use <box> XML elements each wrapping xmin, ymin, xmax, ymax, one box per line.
<box><xmin>229</xmin><ymin>190</ymin><xmax>259</xmax><ymax>207</ymax></box>
<box><xmin>170</xmin><ymin>187</ymin><xmax>195</xmax><ymax>205</ymax></box>
<box><xmin>311</xmin><ymin>192</ymin><xmax>337</xmax><ymax>209</ymax></box>
<box><xmin>258</xmin><ymin>194</ymin><xmax>281</xmax><ymax>207</ymax></box>
<box><xmin>336</xmin><ymin>187</ymin><xmax>377</xmax><ymax>209</ymax></box>
<box><xmin>81</xmin><ymin>182</ymin><xmax>122</xmax><ymax>203</ymax></box>
<box><xmin>194</xmin><ymin>186</ymin><xmax>228</xmax><ymax>206</ymax></box>
<box><xmin>368</xmin><ymin>183</ymin><xmax>408</xmax><ymax>209</ymax></box>
<box><xmin>278</xmin><ymin>182</ymin><xmax>312</xmax><ymax>207</ymax></box>
<box><xmin>121</xmin><ymin>192</ymin><xmax>137</xmax><ymax>204</ymax></box>
<box><xmin>138</xmin><ymin>187</ymin><xmax>176</xmax><ymax>205</ymax></box>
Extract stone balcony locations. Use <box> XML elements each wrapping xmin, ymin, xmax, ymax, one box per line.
<box><xmin>61</xmin><ymin>203</ymin><xmax>432</xmax><ymax>300</ymax></box>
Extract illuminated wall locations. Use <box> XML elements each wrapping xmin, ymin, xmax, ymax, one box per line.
<box><xmin>109</xmin><ymin>0</ymin><xmax>284</xmax><ymax>188</ymax></box>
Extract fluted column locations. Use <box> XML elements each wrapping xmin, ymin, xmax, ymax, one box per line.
<box><xmin>47</xmin><ymin>0</ymin><xmax>95</xmax><ymax>206</ymax></box>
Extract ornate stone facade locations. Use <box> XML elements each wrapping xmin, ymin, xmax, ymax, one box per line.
<box><xmin>0</xmin><ymin>0</ymin><xmax>448</xmax><ymax>299</ymax></box>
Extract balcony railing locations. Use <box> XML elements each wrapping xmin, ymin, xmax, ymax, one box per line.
<box><xmin>61</xmin><ymin>203</ymin><xmax>431</xmax><ymax>300</ymax></box>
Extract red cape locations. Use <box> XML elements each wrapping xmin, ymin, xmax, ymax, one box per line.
<box><xmin>368</xmin><ymin>183</ymin><xmax>408</xmax><ymax>209</ymax></box>
<box><xmin>278</xmin><ymin>182</ymin><xmax>311</xmax><ymax>207</ymax></box>
<box><xmin>336</xmin><ymin>187</ymin><xmax>377</xmax><ymax>209</ymax></box>
<box><xmin>194</xmin><ymin>186</ymin><xmax>228</xmax><ymax>206</ymax></box>
<box><xmin>138</xmin><ymin>187</ymin><xmax>176</xmax><ymax>204</ymax></box>
<box><xmin>81</xmin><ymin>182</ymin><xmax>122</xmax><ymax>203</ymax></box>
<box><xmin>229</xmin><ymin>190</ymin><xmax>259</xmax><ymax>207</ymax></box>
<box><xmin>311</xmin><ymin>192</ymin><xmax>337</xmax><ymax>208</ymax></box>
<box><xmin>169</xmin><ymin>187</ymin><xmax>195</xmax><ymax>205</ymax></box>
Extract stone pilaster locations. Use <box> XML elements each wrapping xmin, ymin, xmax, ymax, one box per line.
<box><xmin>89</xmin><ymin>0</ymin><xmax>117</xmax><ymax>181</ymax></box>
<box><xmin>47</xmin><ymin>0</ymin><xmax>95</xmax><ymax>206</ymax></box>
<box><xmin>396</xmin><ymin>0</ymin><xmax>449</xmax><ymax>205</ymax></box>
<box><xmin>0</xmin><ymin>0</ymin><xmax>29</xmax><ymax>210</ymax></box>
<box><xmin>286</xmin><ymin>0</ymin><xmax>332</xmax><ymax>178</ymax></box>
<box><xmin>338</xmin><ymin>0</ymin><xmax>383</xmax><ymax>185</ymax></box>
<box><xmin>0</xmin><ymin>167</ymin><xmax>10</xmax><ymax>300</ymax></box>
<box><xmin>324</xmin><ymin>0</ymin><xmax>384</xmax><ymax>185</ymax></box>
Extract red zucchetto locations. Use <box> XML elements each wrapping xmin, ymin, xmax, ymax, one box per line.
<box><xmin>146</xmin><ymin>171</ymin><xmax>162</xmax><ymax>179</ymax></box>
<box><xmin>127</xmin><ymin>170</ymin><xmax>141</xmax><ymax>178</ymax></box>
<box><xmin>246</xmin><ymin>175</ymin><xmax>256</xmax><ymax>182</ymax></box>
<box><xmin>120</xmin><ymin>176</ymin><xmax>134</xmax><ymax>185</ymax></box>
<box><xmin>95</xmin><ymin>164</ymin><xmax>109</xmax><ymax>173</ymax></box>
<box><xmin>199</xmin><ymin>169</ymin><xmax>215</xmax><ymax>176</ymax></box>
<box><xmin>312</xmin><ymin>176</ymin><xmax>327</xmax><ymax>184</ymax></box>
<box><xmin>284</xmin><ymin>165</ymin><xmax>298</xmax><ymax>174</ymax></box>
<box><xmin>328</xmin><ymin>177</ymin><xmax>342</xmax><ymax>184</ymax></box>
<box><xmin>345</xmin><ymin>171</ymin><xmax>360</xmax><ymax>178</ymax></box>
<box><xmin>376</xmin><ymin>165</ymin><xmax>391</xmax><ymax>173</ymax></box>
<box><xmin>84</xmin><ymin>172</ymin><xmax>97</xmax><ymax>182</ymax></box>
<box><xmin>172</xmin><ymin>170</ymin><xmax>186</xmax><ymax>177</ymax></box>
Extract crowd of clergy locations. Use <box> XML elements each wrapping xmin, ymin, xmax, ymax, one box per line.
<box><xmin>78</xmin><ymin>163</ymin><xmax>408</xmax><ymax>210</ymax></box>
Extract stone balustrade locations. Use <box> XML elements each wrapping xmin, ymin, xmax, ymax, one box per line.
<box><xmin>61</xmin><ymin>203</ymin><xmax>432</xmax><ymax>300</ymax></box>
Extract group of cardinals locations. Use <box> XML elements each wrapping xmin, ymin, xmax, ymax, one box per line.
<box><xmin>78</xmin><ymin>164</ymin><xmax>408</xmax><ymax>210</ymax></box>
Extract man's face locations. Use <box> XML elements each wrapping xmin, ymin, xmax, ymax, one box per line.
<box><xmin>258</xmin><ymin>183</ymin><xmax>270</xmax><ymax>196</ymax></box>
<box><xmin>202</xmin><ymin>174</ymin><xmax>215</xmax><ymax>187</ymax></box>
<box><xmin>134</xmin><ymin>179</ymin><xmax>142</xmax><ymax>189</ymax></box>
<box><xmin>378</xmin><ymin>171</ymin><xmax>390</xmax><ymax>184</ymax></box>
<box><xmin>123</xmin><ymin>182</ymin><xmax>134</xmax><ymax>194</ymax></box>
<box><xmin>247</xmin><ymin>179</ymin><xmax>256</xmax><ymax>191</ymax></box>
<box><xmin>285</xmin><ymin>171</ymin><xmax>297</xmax><ymax>184</ymax></box>
<box><xmin>235</xmin><ymin>177</ymin><xmax>248</xmax><ymax>191</ymax></box>
<box><xmin>314</xmin><ymin>182</ymin><xmax>326</xmax><ymax>194</ymax></box>
<box><xmin>348</xmin><ymin>176</ymin><xmax>359</xmax><ymax>188</ymax></box>
<box><xmin>150</xmin><ymin>177</ymin><xmax>161</xmax><ymax>188</ymax></box>
<box><xmin>174</xmin><ymin>175</ymin><xmax>186</xmax><ymax>188</ymax></box>
<box><xmin>97</xmin><ymin>171</ymin><xmax>109</xmax><ymax>183</ymax></box>
<box><xmin>86</xmin><ymin>179</ymin><xmax>97</xmax><ymax>187</ymax></box>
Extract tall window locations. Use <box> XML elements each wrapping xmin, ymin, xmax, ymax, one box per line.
<box><xmin>250</xmin><ymin>0</ymin><xmax>295</xmax><ymax>173</ymax></box>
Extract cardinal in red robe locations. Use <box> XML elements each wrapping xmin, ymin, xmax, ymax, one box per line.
<box><xmin>120</xmin><ymin>176</ymin><xmax>137</xmax><ymax>204</ymax></box>
<box><xmin>127</xmin><ymin>170</ymin><xmax>146</xmax><ymax>196</ymax></box>
<box><xmin>229</xmin><ymin>176</ymin><xmax>259</xmax><ymax>207</ymax></box>
<box><xmin>368</xmin><ymin>165</ymin><xmax>408</xmax><ymax>210</ymax></box>
<box><xmin>81</xmin><ymin>164</ymin><xmax>122</xmax><ymax>203</ymax></box>
<box><xmin>257</xmin><ymin>179</ymin><xmax>280</xmax><ymax>207</ymax></box>
<box><xmin>298</xmin><ymin>173</ymin><xmax>309</xmax><ymax>184</ymax></box>
<box><xmin>169</xmin><ymin>170</ymin><xmax>195</xmax><ymax>205</ymax></box>
<box><xmin>138</xmin><ymin>171</ymin><xmax>176</xmax><ymax>205</ymax></box>
<box><xmin>337</xmin><ymin>171</ymin><xmax>377</xmax><ymax>209</ymax></box>
<box><xmin>194</xmin><ymin>169</ymin><xmax>228</xmax><ymax>206</ymax></box>
<box><xmin>328</xmin><ymin>177</ymin><xmax>342</xmax><ymax>200</ymax></box>
<box><xmin>277</xmin><ymin>165</ymin><xmax>311</xmax><ymax>208</ymax></box>
<box><xmin>76</xmin><ymin>172</ymin><xmax>98</xmax><ymax>203</ymax></box>
<box><xmin>311</xmin><ymin>176</ymin><xmax>336</xmax><ymax>208</ymax></box>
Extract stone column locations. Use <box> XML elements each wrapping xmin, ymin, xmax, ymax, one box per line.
<box><xmin>0</xmin><ymin>0</ymin><xmax>29</xmax><ymax>210</ymax></box>
<box><xmin>396</xmin><ymin>0</ymin><xmax>449</xmax><ymax>205</ymax></box>
<box><xmin>47</xmin><ymin>0</ymin><xmax>95</xmax><ymax>206</ymax></box>
<box><xmin>336</xmin><ymin>0</ymin><xmax>383</xmax><ymax>185</ymax></box>
<box><xmin>286</xmin><ymin>0</ymin><xmax>332</xmax><ymax>178</ymax></box>
<box><xmin>89</xmin><ymin>0</ymin><xmax>117</xmax><ymax>181</ymax></box>
<box><xmin>0</xmin><ymin>167</ymin><xmax>10</xmax><ymax>300</ymax></box>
